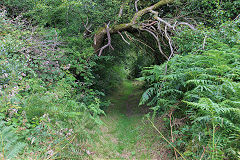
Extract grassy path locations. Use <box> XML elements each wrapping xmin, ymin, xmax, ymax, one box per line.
<box><xmin>90</xmin><ymin>81</ymin><xmax>172</xmax><ymax>159</ymax></box>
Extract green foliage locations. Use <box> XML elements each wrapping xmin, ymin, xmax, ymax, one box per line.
<box><xmin>1</xmin><ymin>0</ymin><xmax>240</xmax><ymax>159</ymax></box>
<box><xmin>172</xmin><ymin>0</ymin><xmax>240</xmax><ymax>26</ymax></box>
<box><xmin>22</xmin><ymin>113</ymin><xmax>101</xmax><ymax>159</ymax></box>
<box><xmin>0</xmin><ymin>115</ymin><xmax>26</xmax><ymax>159</ymax></box>
<box><xmin>174</xmin><ymin>19</ymin><xmax>240</xmax><ymax>54</ymax></box>
<box><xmin>0</xmin><ymin>8</ymin><xmax>103</xmax><ymax>159</ymax></box>
<box><xmin>3</xmin><ymin>0</ymin><xmax>238</xmax><ymax>97</ymax></box>
<box><xmin>140</xmin><ymin>20</ymin><xmax>240</xmax><ymax>159</ymax></box>
<box><xmin>2</xmin><ymin>0</ymin><xmax>123</xmax><ymax>32</ymax></box>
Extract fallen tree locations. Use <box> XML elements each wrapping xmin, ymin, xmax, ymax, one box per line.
<box><xmin>93</xmin><ymin>0</ymin><xmax>195</xmax><ymax>61</ymax></box>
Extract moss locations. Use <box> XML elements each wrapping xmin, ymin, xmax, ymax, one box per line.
<box><xmin>112</xmin><ymin>23</ymin><xmax>131</xmax><ymax>32</ymax></box>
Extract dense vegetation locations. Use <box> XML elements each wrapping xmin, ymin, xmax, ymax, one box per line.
<box><xmin>140</xmin><ymin>20</ymin><xmax>240</xmax><ymax>159</ymax></box>
<box><xmin>0</xmin><ymin>0</ymin><xmax>239</xmax><ymax>159</ymax></box>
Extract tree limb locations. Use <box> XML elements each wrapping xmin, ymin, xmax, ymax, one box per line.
<box><xmin>93</xmin><ymin>0</ymin><xmax>174</xmax><ymax>52</ymax></box>
<box><xmin>98</xmin><ymin>22</ymin><xmax>114</xmax><ymax>56</ymax></box>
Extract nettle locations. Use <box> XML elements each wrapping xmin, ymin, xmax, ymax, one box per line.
<box><xmin>139</xmin><ymin>20</ymin><xmax>240</xmax><ymax>159</ymax></box>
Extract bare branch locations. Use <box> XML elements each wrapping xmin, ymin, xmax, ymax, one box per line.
<box><xmin>164</xmin><ymin>26</ymin><xmax>174</xmax><ymax>61</ymax></box>
<box><xmin>177</xmin><ymin>22</ymin><xmax>196</xmax><ymax>30</ymax></box>
<box><xmin>118</xmin><ymin>3</ymin><xmax>125</xmax><ymax>18</ymax></box>
<box><xmin>82</xmin><ymin>17</ymin><xmax>93</xmax><ymax>38</ymax></box>
<box><xmin>135</xmin><ymin>0</ymin><xmax>139</xmax><ymax>12</ymax></box>
<box><xmin>141</xmin><ymin>28</ymin><xmax>168</xmax><ymax>60</ymax></box>
<box><xmin>118</xmin><ymin>31</ymin><xmax>130</xmax><ymax>45</ymax></box>
<box><xmin>150</xmin><ymin>10</ymin><xmax>174</xmax><ymax>29</ymax></box>
<box><xmin>124</xmin><ymin>32</ymin><xmax>133</xmax><ymax>41</ymax></box>
<box><xmin>131</xmin><ymin>0</ymin><xmax>174</xmax><ymax>24</ymax></box>
<box><xmin>93</xmin><ymin>0</ymin><xmax>174</xmax><ymax>51</ymax></box>
<box><xmin>151</xmin><ymin>9</ymin><xmax>196</xmax><ymax>31</ymax></box>
<box><xmin>125</xmin><ymin>32</ymin><xmax>155</xmax><ymax>51</ymax></box>
<box><xmin>202</xmin><ymin>35</ymin><xmax>207</xmax><ymax>50</ymax></box>
<box><xmin>234</xmin><ymin>13</ymin><xmax>240</xmax><ymax>20</ymax></box>
<box><xmin>98</xmin><ymin>22</ymin><xmax>114</xmax><ymax>56</ymax></box>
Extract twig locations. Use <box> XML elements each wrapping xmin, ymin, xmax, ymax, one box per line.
<box><xmin>118</xmin><ymin>31</ymin><xmax>130</xmax><ymax>45</ymax></box>
<box><xmin>81</xmin><ymin>17</ymin><xmax>92</xmax><ymax>37</ymax></box>
<box><xmin>135</xmin><ymin>38</ymin><xmax>155</xmax><ymax>51</ymax></box>
<box><xmin>177</xmin><ymin>22</ymin><xmax>196</xmax><ymax>30</ymax></box>
<box><xmin>141</xmin><ymin>28</ymin><xmax>168</xmax><ymax>60</ymax></box>
<box><xmin>141</xmin><ymin>21</ymin><xmax>158</xmax><ymax>27</ymax></box>
<box><xmin>118</xmin><ymin>3</ymin><xmax>125</xmax><ymax>18</ymax></box>
<box><xmin>147</xmin><ymin>117</ymin><xmax>186</xmax><ymax>160</ymax></box>
<box><xmin>234</xmin><ymin>13</ymin><xmax>240</xmax><ymax>20</ymax></box>
<box><xmin>150</xmin><ymin>10</ymin><xmax>174</xmax><ymax>29</ymax></box>
<box><xmin>164</xmin><ymin>25</ymin><xmax>174</xmax><ymax>60</ymax></box>
<box><xmin>169</xmin><ymin>109</ymin><xmax>178</xmax><ymax>159</ymax></box>
<box><xmin>199</xmin><ymin>146</ymin><xmax>206</xmax><ymax>160</ymax></box>
<box><xmin>202</xmin><ymin>35</ymin><xmax>207</xmax><ymax>50</ymax></box>
<box><xmin>135</xmin><ymin>0</ymin><xmax>140</xmax><ymax>12</ymax></box>
<box><xmin>125</xmin><ymin>32</ymin><xmax>155</xmax><ymax>51</ymax></box>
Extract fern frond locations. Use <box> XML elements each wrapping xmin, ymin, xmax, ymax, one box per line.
<box><xmin>139</xmin><ymin>87</ymin><xmax>155</xmax><ymax>105</ymax></box>
<box><xmin>0</xmin><ymin>121</ymin><xmax>26</xmax><ymax>159</ymax></box>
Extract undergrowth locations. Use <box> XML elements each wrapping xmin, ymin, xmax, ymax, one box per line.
<box><xmin>0</xmin><ymin>8</ymin><xmax>103</xmax><ymax>159</ymax></box>
<box><xmin>140</xmin><ymin>19</ymin><xmax>240</xmax><ymax>159</ymax></box>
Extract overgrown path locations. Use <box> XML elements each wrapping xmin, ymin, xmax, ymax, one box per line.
<box><xmin>91</xmin><ymin>81</ymin><xmax>172</xmax><ymax>159</ymax></box>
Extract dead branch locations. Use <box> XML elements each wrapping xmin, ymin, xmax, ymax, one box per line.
<box><xmin>118</xmin><ymin>3</ymin><xmax>125</xmax><ymax>18</ymax></box>
<box><xmin>176</xmin><ymin>22</ymin><xmax>195</xmax><ymax>30</ymax></box>
<box><xmin>141</xmin><ymin>20</ymin><xmax>158</xmax><ymax>27</ymax></box>
<box><xmin>93</xmin><ymin>0</ymin><xmax>174</xmax><ymax>52</ymax></box>
<box><xmin>131</xmin><ymin>0</ymin><xmax>174</xmax><ymax>24</ymax></box>
<box><xmin>202</xmin><ymin>35</ymin><xmax>207</xmax><ymax>50</ymax></box>
<box><xmin>150</xmin><ymin>10</ymin><xmax>174</xmax><ymax>29</ymax></box>
<box><xmin>135</xmin><ymin>0</ymin><xmax>139</xmax><ymax>12</ymax></box>
<box><xmin>141</xmin><ymin>28</ymin><xmax>168</xmax><ymax>59</ymax></box>
<box><xmin>93</xmin><ymin>0</ymin><xmax>195</xmax><ymax>64</ymax></box>
<box><xmin>164</xmin><ymin>26</ymin><xmax>174</xmax><ymax>60</ymax></box>
<box><xmin>82</xmin><ymin>17</ymin><xmax>92</xmax><ymax>38</ymax></box>
<box><xmin>125</xmin><ymin>32</ymin><xmax>155</xmax><ymax>51</ymax></box>
<box><xmin>118</xmin><ymin>31</ymin><xmax>130</xmax><ymax>45</ymax></box>
<box><xmin>124</xmin><ymin>32</ymin><xmax>133</xmax><ymax>41</ymax></box>
<box><xmin>169</xmin><ymin>109</ymin><xmax>178</xmax><ymax>159</ymax></box>
<box><xmin>134</xmin><ymin>38</ymin><xmax>156</xmax><ymax>51</ymax></box>
<box><xmin>98</xmin><ymin>22</ymin><xmax>114</xmax><ymax>56</ymax></box>
<box><xmin>234</xmin><ymin>13</ymin><xmax>240</xmax><ymax>20</ymax></box>
<box><xmin>151</xmin><ymin>9</ymin><xmax>196</xmax><ymax>31</ymax></box>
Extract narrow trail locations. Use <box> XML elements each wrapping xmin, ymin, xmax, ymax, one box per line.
<box><xmin>91</xmin><ymin>81</ymin><xmax>173</xmax><ymax>159</ymax></box>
